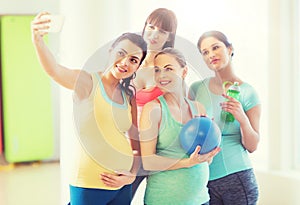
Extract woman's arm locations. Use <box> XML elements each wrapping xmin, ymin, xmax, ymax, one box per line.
<box><xmin>128</xmin><ymin>98</ymin><xmax>141</xmax><ymax>175</ymax></box>
<box><xmin>221</xmin><ymin>94</ymin><xmax>261</xmax><ymax>152</ymax></box>
<box><xmin>240</xmin><ymin>105</ymin><xmax>261</xmax><ymax>152</ymax></box>
<box><xmin>31</xmin><ymin>12</ymin><xmax>93</xmax><ymax>99</ymax></box>
<box><xmin>139</xmin><ymin>101</ymin><xmax>217</xmax><ymax>171</ymax></box>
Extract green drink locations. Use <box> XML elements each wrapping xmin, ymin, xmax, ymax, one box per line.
<box><xmin>221</xmin><ymin>82</ymin><xmax>241</xmax><ymax>122</ymax></box>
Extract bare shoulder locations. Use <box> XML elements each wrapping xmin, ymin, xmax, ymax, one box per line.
<box><xmin>74</xmin><ymin>70</ymin><xmax>94</xmax><ymax>100</ymax></box>
<box><xmin>139</xmin><ymin>99</ymin><xmax>162</xmax><ymax>134</ymax></box>
<box><xmin>142</xmin><ymin>99</ymin><xmax>161</xmax><ymax>115</ymax></box>
<box><xmin>140</xmin><ymin>99</ymin><xmax>161</xmax><ymax>124</ymax></box>
<box><xmin>75</xmin><ymin>70</ymin><xmax>93</xmax><ymax>86</ymax></box>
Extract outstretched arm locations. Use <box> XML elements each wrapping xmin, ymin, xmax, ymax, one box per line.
<box><xmin>31</xmin><ymin>11</ymin><xmax>92</xmax><ymax>98</ymax></box>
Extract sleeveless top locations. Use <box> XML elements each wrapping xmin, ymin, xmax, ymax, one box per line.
<box><xmin>136</xmin><ymin>87</ymin><xmax>163</xmax><ymax>126</ymax></box>
<box><xmin>144</xmin><ymin>96</ymin><xmax>210</xmax><ymax>205</ymax></box>
<box><xmin>189</xmin><ymin>77</ymin><xmax>260</xmax><ymax>180</ymax></box>
<box><xmin>71</xmin><ymin>73</ymin><xmax>133</xmax><ymax>190</ymax></box>
<box><xmin>136</xmin><ymin>86</ymin><xmax>163</xmax><ymax>107</ymax></box>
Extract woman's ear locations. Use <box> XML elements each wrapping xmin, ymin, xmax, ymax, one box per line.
<box><xmin>182</xmin><ymin>66</ymin><xmax>188</xmax><ymax>79</ymax></box>
<box><xmin>228</xmin><ymin>46</ymin><xmax>234</xmax><ymax>57</ymax></box>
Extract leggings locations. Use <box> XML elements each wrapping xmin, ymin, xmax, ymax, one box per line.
<box><xmin>208</xmin><ymin>169</ymin><xmax>259</xmax><ymax>205</ymax></box>
<box><xmin>68</xmin><ymin>184</ymin><xmax>132</xmax><ymax>205</ymax></box>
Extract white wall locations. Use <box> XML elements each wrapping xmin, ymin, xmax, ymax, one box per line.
<box><xmin>0</xmin><ymin>0</ymin><xmax>58</xmax><ymax>14</ymax></box>
<box><xmin>256</xmin><ymin>170</ymin><xmax>300</xmax><ymax>204</ymax></box>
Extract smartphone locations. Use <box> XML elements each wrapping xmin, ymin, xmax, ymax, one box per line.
<box><xmin>41</xmin><ymin>14</ymin><xmax>65</xmax><ymax>33</ymax></box>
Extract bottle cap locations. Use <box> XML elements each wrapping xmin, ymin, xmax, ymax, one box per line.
<box><xmin>229</xmin><ymin>82</ymin><xmax>240</xmax><ymax>91</ymax></box>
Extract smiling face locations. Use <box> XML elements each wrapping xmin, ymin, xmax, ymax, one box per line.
<box><xmin>154</xmin><ymin>53</ymin><xmax>187</xmax><ymax>93</ymax></box>
<box><xmin>199</xmin><ymin>37</ymin><xmax>233</xmax><ymax>72</ymax></box>
<box><xmin>109</xmin><ymin>39</ymin><xmax>144</xmax><ymax>79</ymax></box>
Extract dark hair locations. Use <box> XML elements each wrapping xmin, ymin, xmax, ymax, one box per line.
<box><xmin>154</xmin><ymin>47</ymin><xmax>186</xmax><ymax>68</ymax></box>
<box><xmin>111</xmin><ymin>32</ymin><xmax>147</xmax><ymax>102</ymax></box>
<box><xmin>142</xmin><ymin>8</ymin><xmax>177</xmax><ymax>49</ymax></box>
<box><xmin>111</xmin><ymin>32</ymin><xmax>147</xmax><ymax>63</ymax></box>
<box><xmin>197</xmin><ymin>30</ymin><xmax>234</xmax><ymax>57</ymax></box>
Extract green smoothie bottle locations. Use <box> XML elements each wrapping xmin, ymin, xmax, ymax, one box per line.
<box><xmin>221</xmin><ymin>81</ymin><xmax>241</xmax><ymax>122</ymax></box>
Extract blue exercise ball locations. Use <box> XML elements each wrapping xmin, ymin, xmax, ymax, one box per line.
<box><xmin>179</xmin><ymin>116</ymin><xmax>221</xmax><ymax>155</ymax></box>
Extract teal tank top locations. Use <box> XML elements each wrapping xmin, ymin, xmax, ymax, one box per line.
<box><xmin>144</xmin><ymin>96</ymin><xmax>210</xmax><ymax>205</ymax></box>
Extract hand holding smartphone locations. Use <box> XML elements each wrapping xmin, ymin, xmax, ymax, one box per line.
<box><xmin>40</xmin><ymin>14</ymin><xmax>64</xmax><ymax>33</ymax></box>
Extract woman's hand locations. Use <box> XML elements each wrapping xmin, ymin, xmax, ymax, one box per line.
<box><xmin>188</xmin><ymin>145</ymin><xmax>221</xmax><ymax>167</ymax></box>
<box><xmin>100</xmin><ymin>170</ymin><xmax>136</xmax><ymax>188</ymax></box>
<box><xmin>221</xmin><ymin>94</ymin><xmax>261</xmax><ymax>152</ymax></box>
<box><xmin>31</xmin><ymin>11</ymin><xmax>51</xmax><ymax>43</ymax></box>
<box><xmin>220</xmin><ymin>94</ymin><xmax>247</xmax><ymax>123</ymax></box>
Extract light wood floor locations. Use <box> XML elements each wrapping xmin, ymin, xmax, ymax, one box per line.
<box><xmin>0</xmin><ymin>156</ymin><xmax>145</xmax><ymax>205</ymax></box>
<box><xmin>0</xmin><ymin>160</ymin><xmax>60</xmax><ymax>205</ymax></box>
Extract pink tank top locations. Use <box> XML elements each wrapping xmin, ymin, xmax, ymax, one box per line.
<box><xmin>136</xmin><ymin>86</ymin><xmax>163</xmax><ymax>106</ymax></box>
